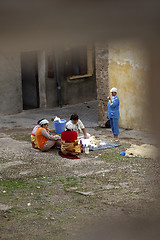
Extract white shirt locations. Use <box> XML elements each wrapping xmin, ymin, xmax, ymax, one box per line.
<box><xmin>66</xmin><ymin>119</ymin><xmax>85</xmax><ymax>134</ymax></box>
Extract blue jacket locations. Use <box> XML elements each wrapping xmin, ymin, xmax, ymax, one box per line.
<box><xmin>107</xmin><ymin>95</ymin><xmax>120</xmax><ymax>119</ymax></box>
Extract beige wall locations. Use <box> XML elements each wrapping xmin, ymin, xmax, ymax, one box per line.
<box><xmin>109</xmin><ymin>41</ymin><xmax>150</xmax><ymax>130</ymax></box>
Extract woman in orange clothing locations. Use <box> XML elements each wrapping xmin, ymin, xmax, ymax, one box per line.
<box><xmin>36</xmin><ymin>119</ymin><xmax>61</xmax><ymax>151</ymax></box>
<box><xmin>31</xmin><ymin>118</ymin><xmax>50</xmax><ymax>149</ymax></box>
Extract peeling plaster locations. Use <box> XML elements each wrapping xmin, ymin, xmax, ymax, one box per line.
<box><xmin>116</xmin><ymin>58</ymin><xmax>149</xmax><ymax>71</ymax></box>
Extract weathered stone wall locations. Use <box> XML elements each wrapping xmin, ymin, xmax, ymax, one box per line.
<box><xmin>108</xmin><ymin>40</ymin><xmax>150</xmax><ymax>130</ymax></box>
<box><xmin>0</xmin><ymin>52</ymin><xmax>22</xmax><ymax>115</ymax></box>
<box><xmin>95</xmin><ymin>43</ymin><xmax>109</xmax><ymax>126</ymax></box>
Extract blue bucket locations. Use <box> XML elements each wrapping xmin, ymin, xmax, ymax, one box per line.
<box><xmin>54</xmin><ymin>119</ymin><xmax>66</xmax><ymax>134</ymax></box>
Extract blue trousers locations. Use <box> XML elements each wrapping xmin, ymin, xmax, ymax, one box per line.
<box><xmin>110</xmin><ymin>118</ymin><xmax>119</xmax><ymax>135</ymax></box>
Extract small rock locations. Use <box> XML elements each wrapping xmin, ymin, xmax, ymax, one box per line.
<box><xmin>119</xmin><ymin>182</ymin><xmax>129</xmax><ymax>188</ymax></box>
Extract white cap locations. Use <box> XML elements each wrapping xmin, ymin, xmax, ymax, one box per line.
<box><xmin>39</xmin><ymin>119</ymin><xmax>49</xmax><ymax>125</ymax></box>
<box><xmin>110</xmin><ymin>87</ymin><xmax>117</xmax><ymax>93</ymax></box>
<box><xmin>66</xmin><ymin>123</ymin><xmax>73</xmax><ymax>130</ymax></box>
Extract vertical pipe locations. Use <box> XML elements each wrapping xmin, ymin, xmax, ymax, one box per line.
<box><xmin>54</xmin><ymin>48</ymin><xmax>62</xmax><ymax>107</ymax></box>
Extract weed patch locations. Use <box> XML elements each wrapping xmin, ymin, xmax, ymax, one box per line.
<box><xmin>11</xmin><ymin>133</ymin><xmax>31</xmax><ymax>142</ymax></box>
<box><xmin>59</xmin><ymin>176</ymin><xmax>80</xmax><ymax>190</ymax></box>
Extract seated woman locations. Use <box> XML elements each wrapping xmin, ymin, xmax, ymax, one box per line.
<box><xmin>65</xmin><ymin>114</ymin><xmax>90</xmax><ymax>139</ymax></box>
<box><xmin>31</xmin><ymin>118</ymin><xmax>51</xmax><ymax>149</ymax></box>
<box><xmin>61</xmin><ymin>125</ymin><xmax>83</xmax><ymax>156</ymax></box>
<box><xmin>36</xmin><ymin>119</ymin><xmax>61</xmax><ymax>151</ymax></box>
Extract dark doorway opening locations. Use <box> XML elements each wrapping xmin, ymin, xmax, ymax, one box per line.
<box><xmin>21</xmin><ymin>51</ymin><xmax>39</xmax><ymax>109</ymax></box>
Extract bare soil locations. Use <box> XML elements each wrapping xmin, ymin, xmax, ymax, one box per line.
<box><xmin>0</xmin><ymin>128</ymin><xmax>160</xmax><ymax>240</ymax></box>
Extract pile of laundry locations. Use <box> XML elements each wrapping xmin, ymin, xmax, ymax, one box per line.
<box><xmin>123</xmin><ymin>144</ymin><xmax>159</xmax><ymax>160</ymax></box>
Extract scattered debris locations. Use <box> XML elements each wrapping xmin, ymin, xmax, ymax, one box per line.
<box><xmin>65</xmin><ymin>187</ymin><xmax>78</xmax><ymax>192</ymax></box>
<box><xmin>78</xmin><ymin>169</ymin><xmax>110</xmax><ymax>177</ymax></box>
<box><xmin>103</xmin><ymin>184</ymin><xmax>120</xmax><ymax>190</ymax></box>
<box><xmin>120</xmin><ymin>151</ymin><xmax>126</xmax><ymax>156</ymax></box>
<box><xmin>0</xmin><ymin>203</ymin><xmax>12</xmax><ymax>211</ymax></box>
<box><xmin>76</xmin><ymin>191</ymin><xmax>94</xmax><ymax>196</ymax></box>
<box><xmin>20</xmin><ymin>170</ymin><xmax>31</xmax><ymax>175</ymax></box>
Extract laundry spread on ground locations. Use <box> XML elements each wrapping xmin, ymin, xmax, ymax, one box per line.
<box><xmin>89</xmin><ymin>142</ymin><xmax>121</xmax><ymax>151</ymax></box>
<box><xmin>125</xmin><ymin>144</ymin><xmax>159</xmax><ymax>159</ymax></box>
<box><xmin>79</xmin><ymin>136</ymin><xmax>121</xmax><ymax>151</ymax></box>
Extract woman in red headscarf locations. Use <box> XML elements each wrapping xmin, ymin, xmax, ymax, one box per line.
<box><xmin>61</xmin><ymin>124</ymin><xmax>83</xmax><ymax>156</ymax></box>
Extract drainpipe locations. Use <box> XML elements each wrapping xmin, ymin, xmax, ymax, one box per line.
<box><xmin>54</xmin><ymin>48</ymin><xmax>62</xmax><ymax>107</ymax></box>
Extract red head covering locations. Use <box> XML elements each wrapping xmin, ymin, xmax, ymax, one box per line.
<box><xmin>61</xmin><ymin>131</ymin><xmax>77</xmax><ymax>141</ymax></box>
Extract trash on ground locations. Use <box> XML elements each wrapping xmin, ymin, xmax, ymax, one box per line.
<box><xmin>76</xmin><ymin>191</ymin><xmax>94</xmax><ymax>196</ymax></box>
<box><xmin>65</xmin><ymin>187</ymin><xmax>78</xmax><ymax>192</ymax></box>
<box><xmin>120</xmin><ymin>151</ymin><xmax>126</xmax><ymax>156</ymax></box>
<box><xmin>0</xmin><ymin>203</ymin><xmax>12</xmax><ymax>211</ymax></box>
<box><xmin>103</xmin><ymin>184</ymin><xmax>120</xmax><ymax>190</ymax></box>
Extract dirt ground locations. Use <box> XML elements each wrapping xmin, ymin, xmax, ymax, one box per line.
<box><xmin>0</xmin><ymin>102</ymin><xmax>160</xmax><ymax>239</ymax></box>
<box><xmin>0</xmin><ymin>124</ymin><xmax>160</xmax><ymax>240</ymax></box>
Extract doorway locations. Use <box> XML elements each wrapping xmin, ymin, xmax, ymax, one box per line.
<box><xmin>21</xmin><ymin>51</ymin><xmax>39</xmax><ymax>109</ymax></box>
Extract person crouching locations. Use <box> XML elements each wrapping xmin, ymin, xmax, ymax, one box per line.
<box><xmin>36</xmin><ymin>119</ymin><xmax>61</xmax><ymax>151</ymax></box>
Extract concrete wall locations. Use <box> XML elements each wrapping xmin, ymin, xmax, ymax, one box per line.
<box><xmin>108</xmin><ymin>40</ymin><xmax>150</xmax><ymax>130</ymax></box>
<box><xmin>62</xmin><ymin>76</ymin><xmax>97</xmax><ymax>105</ymax></box>
<box><xmin>0</xmin><ymin>52</ymin><xmax>22</xmax><ymax>115</ymax></box>
<box><xmin>46</xmin><ymin>77</ymin><xmax>58</xmax><ymax>108</ymax></box>
<box><xmin>37</xmin><ymin>51</ymin><xmax>47</xmax><ymax>108</ymax></box>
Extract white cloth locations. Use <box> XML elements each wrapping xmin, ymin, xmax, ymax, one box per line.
<box><xmin>39</xmin><ymin>119</ymin><xmax>49</xmax><ymax>125</ymax></box>
<box><xmin>66</xmin><ymin>119</ymin><xmax>85</xmax><ymax>134</ymax></box>
<box><xmin>110</xmin><ymin>87</ymin><xmax>117</xmax><ymax>93</ymax></box>
<box><xmin>79</xmin><ymin>136</ymin><xmax>101</xmax><ymax>148</ymax></box>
